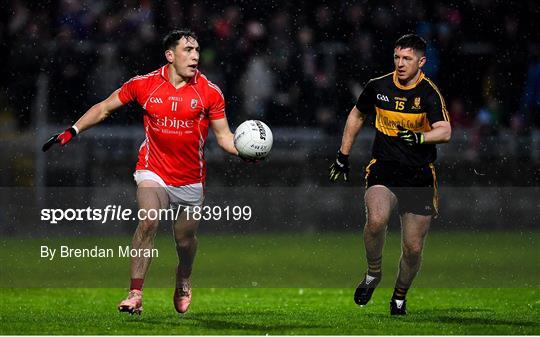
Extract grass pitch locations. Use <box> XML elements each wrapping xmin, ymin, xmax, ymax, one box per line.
<box><xmin>1</xmin><ymin>288</ymin><xmax>538</xmax><ymax>335</ymax></box>
<box><xmin>0</xmin><ymin>232</ymin><xmax>539</xmax><ymax>334</ymax></box>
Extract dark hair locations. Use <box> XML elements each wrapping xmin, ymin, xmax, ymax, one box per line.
<box><xmin>394</xmin><ymin>34</ymin><xmax>426</xmax><ymax>55</ymax></box>
<box><xmin>163</xmin><ymin>29</ymin><xmax>198</xmax><ymax>51</ymax></box>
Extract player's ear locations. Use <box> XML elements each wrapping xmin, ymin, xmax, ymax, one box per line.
<box><xmin>165</xmin><ymin>49</ymin><xmax>174</xmax><ymax>63</ymax></box>
<box><xmin>418</xmin><ymin>55</ymin><xmax>426</xmax><ymax>68</ymax></box>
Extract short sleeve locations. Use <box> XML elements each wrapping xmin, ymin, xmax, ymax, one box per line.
<box><xmin>207</xmin><ymin>82</ymin><xmax>226</xmax><ymax>120</ymax></box>
<box><xmin>425</xmin><ymin>82</ymin><xmax>450</xmax><ymax>124</ymax></box>
<box><xmin>355</xmin><ymin>80</ymin><xmax>375</xmax><ymax>114</ymax></box>
<box><xmin>118</xmin><ymin>78</ymin><xmax>141</xmax><ymax>105</ymax></box>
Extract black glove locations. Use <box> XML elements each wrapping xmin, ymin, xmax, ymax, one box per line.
<box><xmin>329</xmin><ymin>150</ymin><xmax>350</xmax><ymax>182</ymax></box>
<box><xmin>239</xmin><ymin>154</ymin><xmax>263</xmax><ymax>163</ymax></box>
<box><xmin>397</xmin><ymin>125</ymin><xmax>424</xmax><ymax>146</ymax></box>
<box><xmin>42</xmin><ymin>127</ymin><xmax>78</xmax><ymax>152</ymax></box>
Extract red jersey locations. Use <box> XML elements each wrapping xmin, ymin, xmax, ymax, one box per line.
<box><xmin>118</xmin><ymin>64</ymin><xmax>225</xmax><ymax>186</ymax></box>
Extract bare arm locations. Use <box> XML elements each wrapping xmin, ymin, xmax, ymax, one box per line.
<box><xmin>423</xmin><ymin>121</ymin><xmax>451</xmax><ymax>144</ymax></box>
<box><xmin>339</xmin><ymin>106</ymin><xmax>367</xmax><ymax>155</ymax></box>
<box><xmin>73</xmin><ymin>89</ymin><xmax>124</xmax><ymax>133</ymax></box>
<box><xmin>210</xmin><ymin>117</ymin><xmax>239</xmax><ymax>156</ymax></box>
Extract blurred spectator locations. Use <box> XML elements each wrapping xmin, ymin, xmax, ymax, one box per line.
<box><xmin>313</xmin><ymin>5</ymin><xmax>335</xmax><ymax>41</ymax></box>
<box><xmin>266</xmin><ymin>11</ymin><xmax>296</xmax><ymax>125</ymax></box>
<box><xmin>208</xmin><ymin>5</ymin><xmax>244</xmax><ymax>123</ymax></box>
<box><xmin>342</xmin><ymin>3</ymin><xmax>366</xmax><ymax>37</ymax></box>
<box><xmin>240</xmin><ymin>54</ymin><xmax>274</xmax><ymax>120</ymax></box>
<box><xmin>0</xmin><ymin>0</ymin><xmax>538</xmax><ymax>134</ymax></box>
<box><xmin>522</xmin><ymin>54</ymin><xmax>540</xmax><ymax>127</ymax></box>
<box><xmin>471</xmin><ymin>98</ymin><xmax>501</xmax><ymax>159</ymax></box>
<box><xmin>0</xmin><ymin>94</ymin><xmax>17</xmax><ymax>134</ymax></box>
<box><xmin>86</xmin><ymin>43</ymin><xmax>127</xmax><ymax>105</ymax></box>
<box><xmin>48</xmin><ymin>25</ymin><xmax>87</xmax><ymax>124</ymax></box>
<box><xmin>8</xmin><ymin>0</ymin><xmax>30</xmax><ymax>36</ymax></box>
<box><xmin>117</xmin><ymin>0</ymin><xmax>158</xmax><ymax>72</ymax></box>
<box><xmin>57</xmin><ymin>0</ymin><xmax>94</xmax><ymax>40</ymax></box>
<box><xmin>448</xmin><ymin>97</ymin><xmax>472</xmax><ymax>128</ymax></box>
<box><xmin>6</xmin><ymin>3</ymin><xmax>49</xmax><ymax>129</ymax></box>
<box><xmin>164</xmin><ymin>0</ymin><xmax>184</xmax><ymax>30</ymax></box>
<box><xmin>417</xmin><ymin>22</ymin><xmax>440</xmax><ymax>79</ymax></box>
<box><xmin>199</xmin><ymin>49</ymin><xmax>224</xmax><ymax>89</ymax></box>
<box><xmin>240</xmin><ymin>21</ymin><xmax>274</xmax><ymax>120</ymax></box>
<box><xmin>291</xmin><ymin>26</ymin><xmax>318</xmax><ymax>126</ymax></box>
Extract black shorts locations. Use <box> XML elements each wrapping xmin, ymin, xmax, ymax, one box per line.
<box><xmin>364</xmin><ymin>159</ymin><xmax>439</xmax><ymax>216</ymax></box>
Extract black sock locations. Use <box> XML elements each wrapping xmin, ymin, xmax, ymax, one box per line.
<box><xmin>367</xmin><ymin>256</ymin><xmax>382</xmax><ymax>277</ymax></box>
<box><xmin>392</xmin><ymin>287</ymin><xmax>408</xmax><ymax>300</ymax></box>
<box><xmin>367</xmin><ymin>271</ymin><xmax>381</xmax><ymax>278</ymax></box>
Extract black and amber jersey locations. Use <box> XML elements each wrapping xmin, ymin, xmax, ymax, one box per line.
<box><xmin>355</xmin><ymin>71</ymin><xmax>450</xmax><ymax>167</ymax></box>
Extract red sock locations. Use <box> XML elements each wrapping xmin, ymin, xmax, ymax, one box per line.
<box><xmin>130</xmin><ymin>278</ymin><xmax>144</xmax><ymax>291</ymax></box>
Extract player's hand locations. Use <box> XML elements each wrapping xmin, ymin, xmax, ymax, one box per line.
<box><xmin>329</xmin><ymin>150</ymin><xmax>350</xmax><ymax>182</ymax></box>
<box><xmin>42</xmin><ymin>127</ymin><xmax>78</xmax><ymax>152</ymax></box>
<box><xmin>397</xmin><ymin>125</ymin><xmax>424</xmax><ymax>146</ymax></box>
<box><xmin>239</xmin><ymin>154</ymin><xmax>263</xmax><ymax>163</ymax></box>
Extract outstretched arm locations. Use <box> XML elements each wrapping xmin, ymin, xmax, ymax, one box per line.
<box><xmin>329</xmin><ymin>106</ymin><xmax>367</xmax><ymax>182</ymax></box>
<box><xmin>210</xmin><ymin>117</ymin><xmax>239</xmax><ymax>156</ymax></box>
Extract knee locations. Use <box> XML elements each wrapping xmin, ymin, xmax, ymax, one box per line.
<box><xmin>365</xmin><ymin>214</ymin><xmax>388</xmax><ymax>235</ymax></box>
<box><xmin>403</xmin><ymin>243</ymin><xmax>423</xmax><ymax>261</ymax></box>
<box><xmin>138</xmin><ymin>218</ymin><xmax>159</xmax><ymax>237</ymax></box>
<box><xmin>176</xmin><ymin>233</ymin><xmax>197</xmax><ymax>249</ymax></box>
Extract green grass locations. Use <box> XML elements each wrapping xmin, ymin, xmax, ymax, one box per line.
<box><xmin>0</xmin><ymin>288</ymin><xmax>538</xmax><ymax>334</ymax></box>
<box><xmin>0</xmin><ymin>232</ymin><xmax>539</xmax><ymax>334</ymax></box>
<box><xmin>1</xmin><ymin>232</ymin><xmax>538</xmax><ymax>288</ymax></box>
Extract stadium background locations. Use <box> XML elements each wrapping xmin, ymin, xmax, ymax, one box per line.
<box><xmin>1</xmin><ymin>0</ymin><xmax>539</xmax><ymax>235</ymax></box>
<box><xmin>0</xmin><ymin>1</ymin><xmax>538</xmax><ymax>334</ymax></box>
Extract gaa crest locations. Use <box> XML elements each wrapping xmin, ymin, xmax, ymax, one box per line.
<box><xmin>412</xmin><ymin>97</ymin><xmax>421</xmax><ymax>109</ymax></box>
<box><xmin>191</xmin><ymin>99</ymin><xmax>198</xmax><ymax>109</ymax></box>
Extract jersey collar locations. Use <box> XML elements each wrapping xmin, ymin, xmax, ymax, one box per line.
<box><xmin>160</xmin><ymin>64</ymin><xmax>199</xmax><ymax>85</ymax></box>
<box><xmin>392</xmin><ymin>70</ymin><xmax>425</xmax><ymax>90</ymax></box>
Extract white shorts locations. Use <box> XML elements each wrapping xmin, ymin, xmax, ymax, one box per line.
<box><xmin>133</xmin><ymin>170</ymin><xmax>204</xmax><ymax>208</ymax></box>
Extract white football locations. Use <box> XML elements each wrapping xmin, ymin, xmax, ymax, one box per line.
<box><xmin>234</xmin><ymin>120</ymin><xmax>273</xmax><ymax>159</ymax></box>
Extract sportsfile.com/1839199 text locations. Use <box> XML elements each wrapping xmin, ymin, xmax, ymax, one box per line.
<box><xmin>40</xmin><ymin>205</ymin><xmax>252</xmax><ymax>224</ymax></box>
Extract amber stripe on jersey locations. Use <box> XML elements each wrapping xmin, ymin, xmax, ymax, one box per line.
<box><xmin>424</xmin><ymin>77</ymin><xmax>450</xmax><ymax>122</ymax></box>
<box><xmin>429</xmin><ymin>163</ymin><xmax>439</xmax><ymax>217</ymax></box>
<box><xmin>374</xmin><ymin>107</ymin><xmax>431</xmax><ymax>137</ymax></box>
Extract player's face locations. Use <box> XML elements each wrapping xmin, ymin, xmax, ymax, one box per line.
<box><xmin>168</xmin><ymin>37</ymin><xmax>200</xmax><ymax>79</ymax></box>
<box><xmin>393</xmin><ymin>47</ymin><xmax>426</xmax><ymax>83</ymax></box>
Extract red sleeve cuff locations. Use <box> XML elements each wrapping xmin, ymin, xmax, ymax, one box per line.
<box><xmin>209</xmin><ymin>110</ymin><xmax>225</xmax><ymax>120</ymax></box>
<box><xmin>117</xmin><ymin>90</ymin><xmax>131</xmax><ymax>105</ymax></box>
